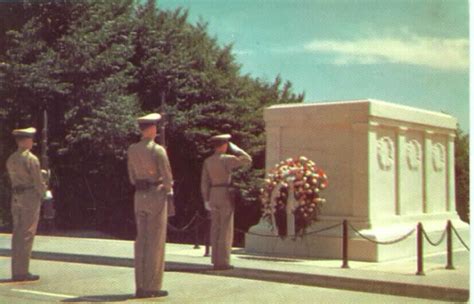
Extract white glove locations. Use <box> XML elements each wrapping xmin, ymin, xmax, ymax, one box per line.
<box><xmin>43</xmin><ymin>190</ymin><xmax>53</xmax><ymax>200</ymax></box>
<box><xmin>204</xmin><ymin>201</ymin><xmax>211</xmax><ymax>211</ymax></box>
<box><xmin>228</xmin><ymin>142</ymin><xmax>243</xmax><ymax>155</ymax></box>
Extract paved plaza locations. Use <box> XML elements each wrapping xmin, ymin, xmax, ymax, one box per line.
<box><xmin>0</xmin><ymin>233</ymin><xmax>469</xmax><ymax>302</ymax></box>
<box><xmin>0</xmin><ymin>257</ymin><xmax>457</xmax><ymax>303</ymax></box>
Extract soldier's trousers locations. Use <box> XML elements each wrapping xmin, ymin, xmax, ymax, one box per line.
<box><xmin>134</xmin><ymin>190</ymin><xmax>167</xmax><ymax>292</ymax></box>
<box><xmin>210</xmin><ymin>195</ymin><xmax>234</xmax><ymax>267</ymax></box>
<box><xmin>11</xmin><ymin>192</ymin><xmax>41</xmax><ymax>277</ymax></box>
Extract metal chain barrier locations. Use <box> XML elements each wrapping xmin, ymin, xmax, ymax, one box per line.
<box><xmin>69</xmin><ymin>177</ymin><xmax>132</xmax><ymax>206</ymax></box>
<box><xmin>422</xmin><ymin>228</ymin><xmax>447</xmax><ymax>247</ymax></box>
<box><xmin>198</xmin><ymin>210</ymin><xmax>281</xmax><ymax>238</ymax></box>
<box><xmin>167</xmin><ymin>212</ymin><xmax>202</xmax><ymax>232</ymax></box>
<box><xmin>233</xmin><ymin>228</ymin><xmax>281</xmax><ymax>238</ymax></box>
<box><xmin>298</xmin><ymin>222</ymin><xmax>343</xmax><ymax>236</ymax></box>
<box><xmin>69</xmin><ymin>183</ymin><xmax>206</xmax><ymax>235</ymax></box>
<box><xmin>233</xmin><ymin>222</ymin><xmax>342</xmax><ymax>239</ymax></box>
<box><xmin>451</xmin><ymin>224</ymin><xmax>470</xmax><ymax>251</ymax></box>
<box><xmin>348</xmin><ymin>223</ymin><xmax>416</xmax><ymax>245</ymax></box>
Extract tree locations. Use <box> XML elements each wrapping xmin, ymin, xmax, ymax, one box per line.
<box><xmin>0</xmin><ymin>0</ymin><xmax>78</xmax><ymax>226</ymax></box>
<box><xmin>455</xmin><ymin>127</ymin><xmax>469</xmax><ymax>223</ymax></box>
<box><xmin>0</xmin><ymin>0</ymin><xmax>304</xmax><ymax>241</ymax></box>
<box><xmin>129</xmin><ymin>1</ymin><xmax>303</xmax><ymax>233</ymax></box>
<box><xmin>0</xmin><ymin>1</ymin><xmax>140</xmax><ymax>231</ymax></box>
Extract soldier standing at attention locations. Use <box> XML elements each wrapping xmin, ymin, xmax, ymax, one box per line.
<box><xmin>127</xmin><ymin>113</ymin><xmax>173</xmax><ymax>299</ymax></box>
<box><xmin>201</xmin><ymin>134</ymin><xmax>252</xmax><ymax>270</ymax></box>
<box><xmin>6</xmin><ymin>127</ymin><xmax>46</xmax><ymax>282</ymax></box>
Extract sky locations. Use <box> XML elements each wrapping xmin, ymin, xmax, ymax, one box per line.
<box><xmin>157</xmin><ymin>0</ymin><xmax>469</xmax><ymax>131</ymax></box>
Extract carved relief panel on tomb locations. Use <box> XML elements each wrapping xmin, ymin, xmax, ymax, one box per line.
<box><xmin>406</xmin><ymin>139</ymin><xmax>422</xmax><ymax>171</ymax></box>
<box><xmin>432</xmin><ymin>142</ymin><xmax>446</xmax><ymax>172</ymax></box>
<box><xmin>377</xmin><ymin>136</ymin><xmax>394</xmax><ymax>171</ymax></box>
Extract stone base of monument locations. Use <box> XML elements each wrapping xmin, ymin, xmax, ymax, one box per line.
<box><xmin>245</xmin><ymin>216</ymin><xmax>469</xmax><ymax>262</ymax></box>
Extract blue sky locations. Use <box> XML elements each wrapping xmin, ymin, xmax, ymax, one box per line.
<box><xmin>157</xmin><ymin>0</ymin><xmax>469</xmax><ymax>131</ymax></box>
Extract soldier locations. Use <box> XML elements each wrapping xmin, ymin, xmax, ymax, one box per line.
<box><xmin>6</xmin><ymin>127</ymin><xmax>46</xmax><ymax>282</ymax></box>
<box><xmin>127</xmin><ymin>113</ymin><xmax>173</xmax><ymax>299</ymax></box>
<box><xmin>201</xmin><ymin>134</ymin><xmax>252</xmax><ymax>270</ymax></box>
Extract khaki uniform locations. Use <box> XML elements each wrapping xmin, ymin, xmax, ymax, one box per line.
<box><xmin>201</xmin><ymin>149</ymin><xmax>252</xmax><ymax>267</ymax></box>
<box><xmin>127</xmin><ymin>138</ymin><xmax>173</xmax><ymax>292</ymax></box>
<box><xmin>6</xmin><ymin>148</ymin><xmax>46</xmax><ymax>277</ymax></box>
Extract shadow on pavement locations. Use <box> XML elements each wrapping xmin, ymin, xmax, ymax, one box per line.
<box><xmin>62</xmin><ymin>294</ymin><xmax>135</xmax><ymax>302</ymax></box>
<box><xmin>165</xmin><ymin>263</ymin><xmax>213</xmax><ymax>272</ymax></box>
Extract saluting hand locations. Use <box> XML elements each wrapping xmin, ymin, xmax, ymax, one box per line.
<box><xmin>228</xmin><ymin>142</ymin><xmax>244</xmax><ymax>155</ymax></box>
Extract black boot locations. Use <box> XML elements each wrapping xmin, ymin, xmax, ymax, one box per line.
<box><xmin>12</xmin><ymin>273</ymin><xmax>40</xmax><ymax>282</ymax></box>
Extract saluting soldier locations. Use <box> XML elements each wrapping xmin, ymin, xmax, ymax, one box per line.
<box><xmin>127</xmin><ymin>113</ymin><xmax>173</xmax><ymax>299</ymax></box>
<box><xmin>6</xmin><ymin>127</ymin><xmax>46</xmax><ymax>282</ymax></box>
<box><xmin>201</xmin><ymin>134</ymin><xmax>252</xmax><ymax>270</ymax></box>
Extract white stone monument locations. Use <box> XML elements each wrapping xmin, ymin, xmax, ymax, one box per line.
<box><xmin>245</xmin><ymin>99</ymin><xmax>469</xmax><ymax>262</ymax></box>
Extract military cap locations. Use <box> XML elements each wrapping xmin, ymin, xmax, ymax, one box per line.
<box><xmin>12</xmin><ymin>127</ymin><xmax>36</xmax><ymax>138</ymax></box>
<box><xmin>208</xmin><ymin>134</ymin><xmax>231</xmax><ymax>144</ymax></box>
<box><xmin>137</xmin><ymin>113</ymin><xmax>161</xmax><ymax>124</ymax></box>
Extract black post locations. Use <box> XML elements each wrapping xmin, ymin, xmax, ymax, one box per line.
<box><xmin>446</xmin><ymin>220</ymin><xmax>455</xmax><ymax>270</ymax></box>
<box><xmin>416</xmin><ymin>222</ymin><xmax>425</xmax><ymax>275</ymax></box>
<box><xmin>204</xmin><ymin>212</ymin><xmax>211</xmax><ymax>257</ymax></box>
<box><xmin>193</xmin><ymin>215</ymin><xmax>200</xmax><ymax>249</ymax></box>
<box><xmin>341</xmin><ymin>220</ymin><xmax>349</xmax><ymax>268</ymax></box>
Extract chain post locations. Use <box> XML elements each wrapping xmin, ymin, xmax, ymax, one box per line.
<box><xmin>416</xmin><ymin>222</ymin><xmax>425</xmax><ymax>275</ymax></box>
<box><xmin>446</xmin><ymin>220</ymin><xmax>455</xmax><ymax>270</ymax></box>
<box><xmin>204</xmin><ymin>212</ymin><xmax>211</xmax><ymax>257</ymax></box>
<box><xmin>341</xmin><ymin>220</ymin><xmax>349</xmax><ymax>269</ymax></box>
<box><xmin>193</xmin><ymin>215</ymin><xmax>200</xmax><ymax>249</ymax></box>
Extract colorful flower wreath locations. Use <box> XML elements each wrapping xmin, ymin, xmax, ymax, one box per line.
<box><xmin>260</xmin><ymin>156</ymin><xmax>328</xmax><ymax>236</ymax></box>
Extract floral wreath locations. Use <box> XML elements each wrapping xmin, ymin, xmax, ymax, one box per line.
<box><xmin>260</xmin><ymin>156</ymin><xmax>328</xmax><ymax>236</ymax></box>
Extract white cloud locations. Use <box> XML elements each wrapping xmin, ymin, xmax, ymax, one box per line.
<box><xmin>304</xmin><ymin>35</ymin><xmax>469</xmax><ymax>70</ymax></box>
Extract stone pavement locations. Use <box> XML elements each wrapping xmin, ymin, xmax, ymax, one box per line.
<box><xmin>0</xmin><ymin>258</ymin><xmax>445</xmax><ymax>303</ymax></box>
<box><xmin>0</xmin><ymin>233</ymin><xmax>469</xmax><ymax>302</ymax></box>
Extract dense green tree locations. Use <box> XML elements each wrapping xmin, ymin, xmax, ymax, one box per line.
<box><xmin>455</xmin><ymin>127</ymin><xmax>469</xmax><ymax>223</ymax></box>
<box><xmin>0</xmin><ymin>1</ymin><xmax>141</xmax><ymax>231</ymax></box>
<box><xmin>128</xmin><ymin>1</ymin><xmax>303</xmax><ymax>232</ymax></box>
<box><xmin>0</xmin><ymin>0</ymin><xmax>78</xmax><ymax>226</ymax></box>
<box><xmin>0</xmin><ymin>0</ymin><xmax>303</xmax><ymax>240</ymax></box>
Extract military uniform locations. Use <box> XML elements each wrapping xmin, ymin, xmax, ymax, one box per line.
<box><xmin>201</xmin><ymin>134</ymin><xmax>252</xmax><ymax>269</ymax></box>
<box><xmin>127</xmin><ymin>113</ymin><xmax>172</xmax><ymax>298</ymax></box>
<box><xmin>6</xmin><ymin>127</ymin><xmax>46</xmax><ymax>281</ymax></box>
